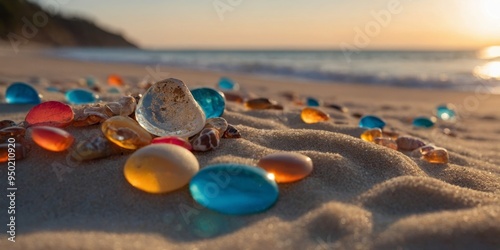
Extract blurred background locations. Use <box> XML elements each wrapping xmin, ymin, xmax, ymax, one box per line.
<box><xmin>1</xmin><ymin>0</ymin><xmax>499</xmax><ymax>92</ymax></box>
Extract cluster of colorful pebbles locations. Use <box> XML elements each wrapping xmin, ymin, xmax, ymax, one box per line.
<box><xmin>2</xmin><ymin>77</ymin><xmax>318</xmax><ymax>215</ymax></box>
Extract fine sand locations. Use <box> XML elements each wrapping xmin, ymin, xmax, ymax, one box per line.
<box><xmin>0</xmin><ymin>47</ymin><xmax>499</xmax><ymax>250</ymax></box>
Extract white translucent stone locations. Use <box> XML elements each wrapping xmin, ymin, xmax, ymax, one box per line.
<box><xmin>135</xmin><ymin>78</ymin><xmax>206</xmax><ymax>137</ymax></box>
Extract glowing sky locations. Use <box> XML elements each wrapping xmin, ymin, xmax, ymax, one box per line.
<box><xmin>33</xmin><ymin>0</ymin><xmax>500</xmax><ymax>49</ymax></box>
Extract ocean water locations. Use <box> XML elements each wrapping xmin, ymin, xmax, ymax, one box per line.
<box><xmin>49</xmin><ymin>48</ymin><xmax>500</xmax><ymax>93</ymax></box>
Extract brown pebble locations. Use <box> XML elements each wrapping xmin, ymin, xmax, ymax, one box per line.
<box><xmin>0</xmin><ymin>120</ymin><xmax>17</xmax><ymax>130</ymax></box>
<box><xmin>222</xmin><ymin>124</ymin><xmax>241</xmax><ymax>139</ymax></box>
<box><xmin>205</xmin><ymin>117</ymin><xmax>228</xmax><ymax>136</ymax></box>
<box><xmin>0</xmin><ymin>126</ymin><xmax>26</xmax><ymax>142</ymax></box>
<box><xmin>396</xmin><ymin>136</ymin><xmax>426</xmax><ymax>151</ymax></box>
<box><xmin>374</xmin><ymin>137</ymin><xmax>398</xmax><ymax>150</ymax></box>
<box><xmin>244</xmin><ymin>98</ymin><xmax>283</xmax><ymax>110</ymax></box>
<box><xmin>190</xmin><ymin>128</ymin><xmax>220</xmax><ymax>152</ymax></box>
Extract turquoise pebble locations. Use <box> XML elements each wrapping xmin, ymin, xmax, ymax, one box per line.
<box><xmin>5</xmin><ymin>82</ymin><xmax>42</xmax><ymax>104</ymax></box>
<box><xmin>218</xmin><ymin>77</ymin><xmax>239</xmax><ymax>91</ymax></box>
<box><xmin>65</xmin><ymin>89</ymin><xmax>97</xmax><ymax>104</ymax></box>
<box><xmin>189</xmin><ymin>164</ymin><xmax>279</xmax><ymax>215</ymax></box>
<box><xmin>413</xmin><ymin>116</ymin><xmax>435</xmax><ymax>128</ymax></box>
<box><xmin>359</xmin><ymin>115</ymin><xmax>386</xmax><ymax>129</ymax></box>
<box><xmin>436</xmin><ymin>104</ymin><xmax>456</xmax><ymax>120</ymax></box>
<box><xmin>107</xmin><ymin>87</ymin><xmax>121</xmax><ymax>94</ymax></box>
<box><xmin>306</xmin><ymin>97</ymin><xmax>320</xmax><ymax>107</ymax></box>
<box><xmin>85</xmin><ymin>76</ymin><xmax>97</xmax><ymax>88</ymax></box>
<box><xmin>191</xmin><ymin>87</ymin><xmax>225</xmax><ymax>119</ymax></box>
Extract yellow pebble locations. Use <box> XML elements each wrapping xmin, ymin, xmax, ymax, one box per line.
<box><xmin>422</xmin><ymin>147</ymin><xmax>449</xmax><ymax>164</ymax></box>
<box><xmin>360</xmin><ymin>128</ymin><xmax>382</xmax><ymax>142</ymax></box>
<box><xmin>101</xmin><ymin>116</ymin><xmax>152</xmax><ymax>149</ymax></box>
<box><xmin>300</xmin><ymin>107</ymin><xmax>329</xmax><ymax>124</ymax></box>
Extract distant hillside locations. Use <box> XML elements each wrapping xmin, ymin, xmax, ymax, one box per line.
<box><xmin>0</xmin><ymin>0</ymin><xmax>137</xmax><ymax>48</ymax></box>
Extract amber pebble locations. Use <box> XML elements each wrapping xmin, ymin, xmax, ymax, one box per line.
<box><xmin>222</xmin><ymin>124</ymin><xmax>241</xmax><ymax>139</ymax></box>
<box><xmin>124</xmin><ymin>144</ymin><xmax>199</xmax><ymax>193</ymax></box>
<box><xmin>396</xmin><ymin>136</ymin><xmax>426</xmax><ymax>151</ymax></box>
<box><xmin>70</xmin><ymin>135</ymin><xmax>123</xmax><ymax>161</ymax></box>
<box><xmin>31</xmin><ymin>126</ymin><xmax>74</xmax><ymax>152</ymax></box>
<box><xmin>222</xmin><ymin>92</ymin><xmax>244</xmax><ymax>103</ymax></box>
<box><xmin>0</xmin><ymin>126</ymin><xmax>26</xmax><ymax>142</ymax></box>
<box><xmin>301</xmin><ymin>107</ymin><xmax>329</xmax><ymax>124</ymax></box>
<box><xmin>374</xmin><ymin>137</ymin><xmax>398</xmax><ymax>150</ymax></box>
<box><xmin>360</xmin><ymin>128</ymin><xmax>382</xmax><ymax>142</ymax></box>
<box><xmin>108</xmin><ymin>74</ymin><xmax>124</xmax><ymax>86</ymax></box>
<box><xmin>244</xmin><ymin>98</ymin><xmax>282</xmax><ymax>110</ymax></box>
<box><xmin>204</xmin><ymin>117</ymin><xmax>228</xmax><ymax>136</ymax></box>
<box><xmin>257</xmin><ymin>152</ymin><xmax>313</xmax><ymax>183</ymax></box>
<box><xmin>101</xmin><ymin>116</ymin><xmax>152</xmax><ymax>150</ymax></box>
<box><xmin>0</xmin><ymin>143</ymin><xmax>28</xmax><ymax>163</ymax></box>
<box><xmin>0</xmin><ymin>120</ymin><xmax>17</xmax><ymax>130</ymax></box>
<box><xmin>190</xmin><ymin>128</ymin><xmax>220</xmax><ymax>152</ymax></box>
<box><xmin>25</xmin><ymin>101</ymin><xmax>74</xmax><ymax>128</ymax></box>
<box><xmin>422</xmin><ymin>147</ymin><xmax>449</xmax><ymax>164</ymax></box>
<box><xmin>352</xmin><ymin>112</ymin><xmax>363</xmax><ymax>119</ymax></box>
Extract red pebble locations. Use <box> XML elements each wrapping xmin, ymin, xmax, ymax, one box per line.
<box><xmin>25</xmin><ymin>101</ymin><xmax>74</xmax><ymax>128</ymax></box>
<box><xmin>151</xmin><ymin>136</ymin><xmax>193</xmax><ymax>151</ymax></box>
<box><xmin>31</xmin><ymin>126</ymin><xmax>74</xmax><ymax>152</ymax></box>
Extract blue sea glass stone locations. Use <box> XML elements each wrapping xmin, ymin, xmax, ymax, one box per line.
<box><xmin>85</xmin><ymin>76</ymin><xmax>97</xmax><ymax>88</ymax></box>
<box><xmin>65</xmin><ymin>89</ymin><xmax>97</xmax><ymax>104</ymax></box>
<box><xmin>218</xmin><ymin>77</ymin><xmax>239</xmax><ymax>91</ymax></box>
<box><xmin>359</xmin><ymin>115</ymin><xmax>386</xmax><ymax>129</ymax></box>
<box><xmin>5</xmin><ymin>82</ymin><xmax>42</xmax><ymax>104</ymax></box>
<box><xmin>436</xmin><ymin>104</ymin><xmax>456</xmax><ymax>120</ymax></box>
<box><xmin>413</xmin><ymin>116</ymin><xmax>435</xmax><ymax>128</ymax></box>
<box><xmin>107</xmin><ymin>87</ymin><xmax>121</xmax><ymax>94</ymax></box>
<box><xmin>189</xmin><ymin>164</ymin><xmax>279</xmax><ymax>215</ymax></box>
<box><xmin>306</xmin><ymin>97</ymin><xmax>320</xmax><ymax>107</ymax></box>
<box><xmin>191</xmin><ymin>87</ymin><xmax>225</xmax><ymax>119</ymax></box>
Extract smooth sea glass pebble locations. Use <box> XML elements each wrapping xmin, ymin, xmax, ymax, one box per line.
<box><xmin>0</xmin><ymin>143</ymin><xmax>28</xmax><ymax>163</ymax></box>
<box><xmin>222</xmin><ymin>124</ymin><xmax>241</xmax><ymax>139</ymax></box>
<box><xmin>422</xmin><ymin>147</ymin><xmax>449</xmax><ymax>164</ymax></box>
<box><xmin>70</xmin><ymin>135</ymin><xmax>122</xmax><ymax>161</ymax></box>
<box><xmin>31</xmin><ymin>126</ymin><xmax>74</xmax><ymax>152</ymax></box>
<box><xmin>152</xmin><ymin>136</ymin><xmax>193</xmax><ymax>151</ymax></box>
<box><xmin>244</xmin><ymin>98</ymin><xmax>283</xmax><ymax>110</ymax></box>
<box><xmin>396</xmin><ymin>136</ymin><xmax>426</xmax><ymax>151</ymax></box>
<box><xmin>25</xmin><ymin>101</ymin><xmax>74</xmax><ymax>128</ymax></box>
<box><xmin>5</xmin><ymin>82</ymin><xmax>41</xmax><ymax>104</ymax></box>
<box><xmin>436</xmin><ymin>104</ymin><xmax>457</xmax><ymax>121</ymax></box>
<box><xmin>359</xmin><ymin>115</ymin><xmax>386</xmax><ymax>129</ymax></box>
<box><xmin>124</xmin><ymin>144</ymin><xmax>199</xmax><ymax>193</ymax></box>
<box><xmin>135</xmin><ymin>78</ymin><xmax>206</xmax><ymax>137</ymax></box>
<box><xmin>108</xmin><ymin>74</ymin><xmax>124</xmax><ymax>86</ymax></box>
<box><xmin>222</xmin><ymin>91</ymin><xmax>244</xmax><ymax>103</ymax></box>
<box><xmin>412</xmin><ymin>116</ymin><xmax>436</xmax><ymax>128</ymax></box>
<box><xmin>191</xmin><ymin>87</ymin><xmax>226</xmax><ymax>118</ymax></box>
<box><xmin>189</xmin><ymin>164</ymin><xmax>279</xmax><ymax>215</ymax></box>
<box><xmin>65</xmin><ymin>89</ymin><xmax>98</xmax><ymax>104</ymax></box>
<box><xmin>45</xmin><ymin>86</ymin><xmax>60</xmax><ymax>92</ymax></box>
<box><xmin>190</xmin><ymin>128</ymin><xmax>220</xmax><ymax>152</ymax></box>
<box><xmin>257</xmin><ymin>152</ymin><xmax>313</xmax><ymax>183</ymax></box>
<box><xmin>306</xmin><ymin>97</ymin><xmax>320</xmax><ymax>107</ymax></box>
<box><xmin>301</xmin><ymin>107</ymin><xmax>329</xmax><ymax>124</ymax></box>
<box><xmin>360</xmin><ymin>128</ymin><xmax>382</xmax><ymax>142</ymax></box>
<box><xmin>218</xmin><ymin>77</ymin><xmax>239</xmax><ymax>90</ymax></box>
<box><xmin>374</xmin><ymin>137</ymin><xmax>398</xmax><ymax>150</ymax></box>
<box><xmin>101</xmin><ymin>116</ymin><xmax>152</xmax><ymax>150</ymax></box>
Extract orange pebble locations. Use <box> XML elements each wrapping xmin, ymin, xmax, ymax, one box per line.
<box><xmin>374</xmin><ymin>137</ymin><xmax>398</xmax><ymax>150</ymax></box>
<box><xmin>31</xmin><ymin>126</ymin><xmax>74</xmax><ymax>152</ymax></box>
<box><xmin>360</xmin><ymin>128</ymin><xmax>382</xmax><ymax>142</ymax></box>
<box><xmin>301</xmin><ymin>107</ymin><xmax>329</xmax><ymax>124</ymax></box>
<box><xmin>257</xmin><ymin>152</ymin><xmax>313</xmax><ymax>183</ymax></box>
<box><xmin>107</xmin><ymin>74</ymin><xmax>124</xmax><ymax>86</ymax></box>
<box><xmin>422</xmin><ymin>147</ymin><xmax>449</xmax><ymax>164</ymax></box>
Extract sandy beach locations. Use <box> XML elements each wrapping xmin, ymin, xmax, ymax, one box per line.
<box><xmin>0</xmin><ymin>46</ymin><xmax>499</xmax><ymax>250</ymax></box>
